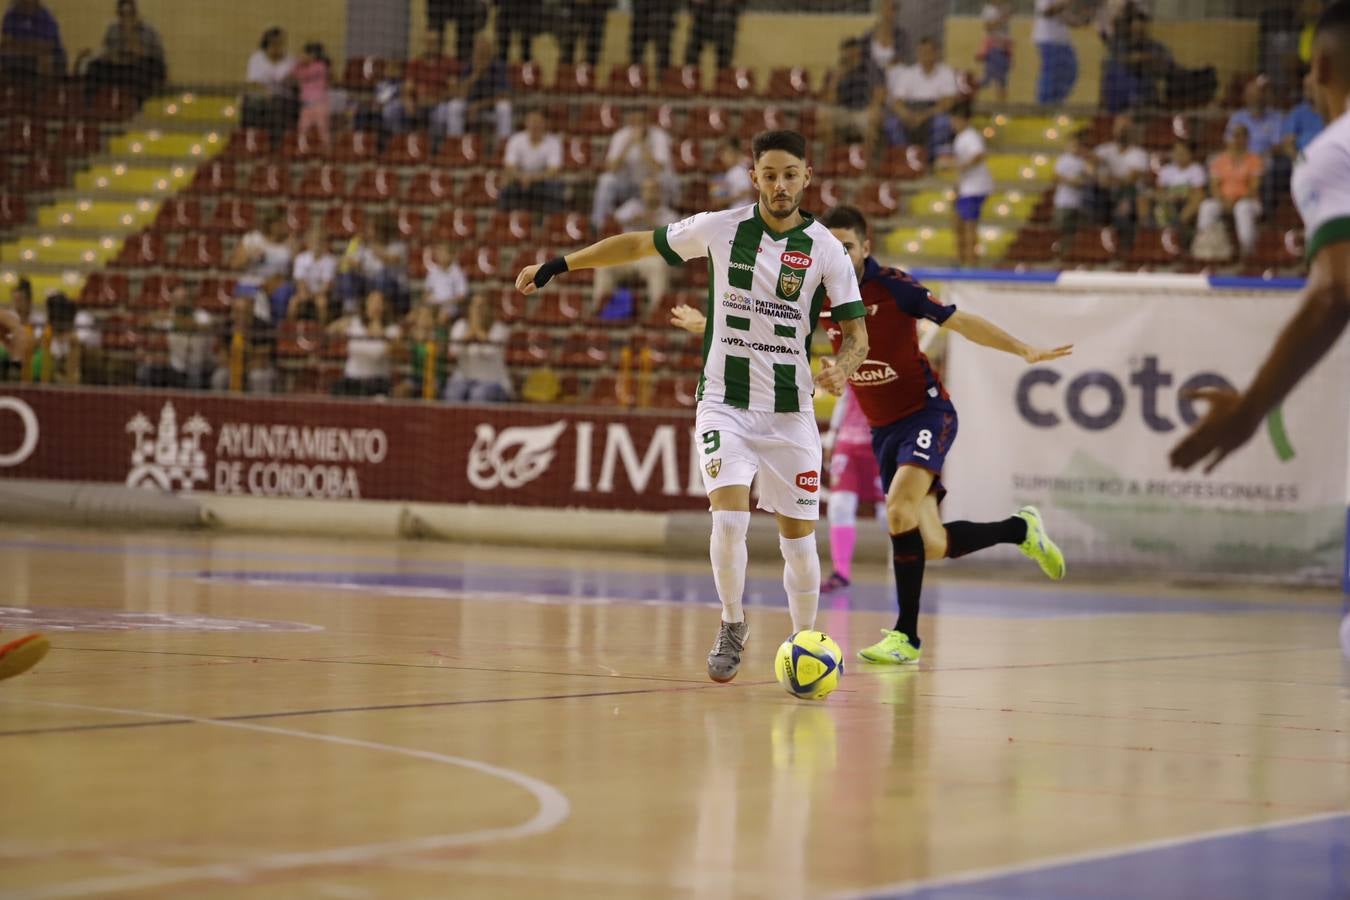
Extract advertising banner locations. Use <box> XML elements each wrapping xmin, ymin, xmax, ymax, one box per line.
<box><xmin>942</xmin><ymin>284</ymin><xmax>1350</xmax><ymax>579</ymax></box>
<box><xmin>0</xmin><ymin>388</ymin><xmax>708</xmax><ymax>512</ymax></box>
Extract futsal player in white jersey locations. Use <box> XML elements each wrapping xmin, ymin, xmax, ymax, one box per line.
<box><xmin>517</xmin><ymin>130</ymin><xmax>869</xmax><ymax>682</ymax></box>
<box><xmin>1172</xmin><ymin>1</ymin><xmax>1350</xmax><ymax>653</ymax></box>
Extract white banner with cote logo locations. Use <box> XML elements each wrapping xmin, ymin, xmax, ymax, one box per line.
<box><xmin>940</xmin><ymin>281</ymin><xmax>1350</xmax><ymax>582</ymax></box>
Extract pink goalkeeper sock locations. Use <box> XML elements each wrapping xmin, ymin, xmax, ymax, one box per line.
<box><xmin>830</xmin><ymin>525</ymin><xmax>856</xmax><ymax>580</ymax></box>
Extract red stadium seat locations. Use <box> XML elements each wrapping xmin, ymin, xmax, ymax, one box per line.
<box><xmin>574</xmin><ymin>102</ymin><xmax>620</xmax><ymax>136</ymax></box>
<box><xmin>53</xmin><ymin>120</ymin><xmax>101</xmax><ymax>156</ymax></box>
<box><xmin>384</xmin><ymin>131</ymin><xmax>433</xmax><ymax>166</ymax></box>
<box><xmin>505</xmin><ymin>328</ymin><xmax>555</xmax><ymax>366</ymax></box>
<box><xmin>458</xmin><ymin>170</ymin><xmax>500</xmax><ymax>208</ymax></box>
<box><xmin>244</xmin><ymin>162</ymin><xmax>289</xmax><ymax>197</ymax></box>
<box><xmin>656</xmin><ymin>65</ymin><xmax>702</xmax><ymax>98</ymax></box>
<box><xmin>528</xmin><ymin>290</ymin><xmax>585</xmax><ymax>326</ymax></box>
<box><xmin>564</xmin><ymin>136</ymin><xmax>593</xmax><ymax>171</ymax></box>
<box><xmin>25</xmin><ymin>158</ymin><xmax>66</xmax><ymax>191</ymax></box>
<box><xmin>431</xmin><ymin>207</ymin><xmax>477</xmax><ymax>242</ymax></box>
<box><xmin>686</xmin><ymin>105</ymin><xmax>732</xmax><ymax>141</ymax></box>
<box><xmin>435</xmin><ymin>134</ymin><xmax>483</xmax><ymax>168</ymax></box>
<box><xmin>673</xmin><ymin>138</ymin><xmax>705</xmax><ymax>174</ymax></box>
<box><xmin>607</xmin><ymin>64</ymin><xmax>650</xmax><ymax>96</ymax></box>
<box><xmin>0</xmin><ymin>117</ymin><xmax>39</xmax><ymax>155</ymax></box>
<box><xmin>223</xmin><ymin>128</ymin><xmax>270</xmax><ymax>159</ymax></box>
<box><xmin>559</xmin><ymin>329</ymin><xmax>612</xmax><ymax>369</ymax></box>
<box><xmin>79</xmin><ymin>272</ymin><xmax>129</xmax><ymax>308</ymax></box>
<box><xmin>406</xmin><ymin>168</ymin><xmax>457</xmax><ymax>204</ymax></box>
<box><xmin>204</xmin><ymin>198</ymin><xmax>256</xmax><ymax>233</ymax></box>
<box><xmin>196</xmin><ymin>277</ymin><xmax>237</xmax><ymax>314</ymax></box>
<box><xmin>112</xmin><ymin>230</ymin><xmax>165</xmax><ymax>268</ymax></box>
<box><xmin>351</xmin><ymin>166</ymin><xmax>400</xmax><ymax>203</ymax></box>
<box><xmin>550</xmin><ymin>63</ymin><xmax>596</xmax><ymax>95</ymax></box>
<box><xmin>1006</xmin><ymin>226</ymin><xmax>1059</xmax><ymax>265</ymax></box>
<box><xmin>486</xmin><ymin>210</ymin><xmax>533</xmax><ymax>244</ymax></box>
<box><xmin>153</xmin><ymin>197</ymin><xmax>202</xmax><ymax>233</ymax></box>
<box><xmin>587</xmin><ymin>372</ymin><xmax>634</xmax><ymax>407</ymax></box>
<box><xmin>764</xmin><ymin>67</ymin><xmax>812</xmax><ymax>100</ymax></box>
<box><xmin>509</xmin><ymin>61</ymin><xmax>543</xmax><ymax>91</ymax></box>
<box><xmin>281</xmin><ymin>128</ymin><xmax>328</xmax><ymax>160</ymax></box>
<box><xmin>330</xmin><ymin>130</ymin><xmax>378</xmax><ymax>163</ymax></box>
<box><xmin>132</xmin><ymin>274</ymin><xmax>183</xmax><ymax>311</ymax></box>
<box><xmin>343</xmin><ymin>56</ymin><xmax>387</xmax><ymax>89</ymax></box>
<box><xmin>323</xmin><ymin>204</ymin><xmax>367</xmax><ymax>238</ymax></box>
<box><xmin>189</xmin><ymin>159</ymin><xmax>236</xmax><ymax>195</ymax></box>
<box><xmin>457</xmin><ymin>244</ymin><xmax>500</xmax><ymax>278</ymax></box>
<box><xmin>282</xmin><ymin>201</ymin><xmax>312</xmax><ymax>234</ymax></box>
<box><xmin>1124</xmin><ymin>226</ymin><xmax>1185</xmax><ymax>268</ymax></box>
<box><xmin>1064</xmin><ymin>228</ymin><xmax>1120</xmax><ymax>266</ymax></box>
<box><xmin>0</xmin><ymin>192</ymin><xmax>26</xmax><ymax>228</ymax></box>
<box><xmin>879</xmin><ymin>144</ymin><xmax>927</xmax><ymax>180</ymax></box>
<box><xmin>393</xmin><ymin>208</ymin><xmax>423</xmax><ymax>240</ymax></box>
<box><xmin>712</xmin><ymin>67</ymin><xmax>757</xmax><ymax>99</ymax></box>
<box><xmin>296</xmin><ymin>162</ymin><xmax>347</xmax><ymax>200</ymax></box>
<box><xmin>818</xmin><ymin>144</ymin><xmax>869</xmax><ymax>177</ymax></box>
<box><xmin>86</xmin><ymin>87</ymin><xmax>134</xmax><ymax>121</ymax></box>
<box><xmin>855</xmin><ymin>182</ymin><xmax>902</xmax><ymax>219</ymax></box>
<box><xmin>173</xmin><ymin>233</ymin><xmax>223</xmax><ymax>270</ymax></box>
<box><xmin>543</xmin><ymin>212</ymin><xmax>588</xmax><ymax>247</ymax></box>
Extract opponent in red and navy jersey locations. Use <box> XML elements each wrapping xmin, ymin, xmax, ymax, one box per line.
<box><xmin>821</xmin><ymin>256</ymin><xmax>954</xmax><ymax>428</ymax></box>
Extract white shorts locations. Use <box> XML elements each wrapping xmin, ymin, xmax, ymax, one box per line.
<box><xmin>694</xmin><ymin>402</ymin><xmax>823</xmax><ymax>520</ymax></box>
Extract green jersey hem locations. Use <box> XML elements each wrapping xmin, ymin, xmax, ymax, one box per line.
<box><xmin>1306</xmin><ymin>216</ymin><xmax>1350</xmax><ymax>261</ymax></box>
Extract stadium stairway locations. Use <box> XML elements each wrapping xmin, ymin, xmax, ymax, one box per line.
<box><xmin>0</xmin><ymin>92</ymin><xmax>236</xmax><ymax>303</ymax></box>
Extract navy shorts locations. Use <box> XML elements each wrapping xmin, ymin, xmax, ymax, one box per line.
<box><xmin>955</xmin><ymin>195</ymin><xmax>987</xmax><ymax>222</ymax></box>
<box><xmin>873</xmin><ymin>407</ymin><xmax>958</xmax><ymax>501</ymax></box>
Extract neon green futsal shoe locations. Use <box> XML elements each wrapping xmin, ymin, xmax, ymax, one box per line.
<box><xmin>857</xmin><ymin>629</ymin><xmax>921</xmax><ymax>665</ymax></box>
<box><xmin>1015</xmin><ymin>505</ymin><xmax>1066</xmax><ymax>580</ymax></box>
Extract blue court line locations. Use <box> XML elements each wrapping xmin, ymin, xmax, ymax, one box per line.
<box><xmin>849</xmin><ymin>812</ymin><xmax>1349</xmax><ymax>900</ymax></box>
<box><xmin>185</xmin><ymin>568</ymin><xmax>1327</xmax><ymax>620</ymax></box>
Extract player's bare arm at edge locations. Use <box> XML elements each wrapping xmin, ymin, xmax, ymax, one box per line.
<box><xmin>1170</xmin><ymin>240</ymin><xmax>1350</xmax><ymax>473</ymax></box>
<box><xmin>817</xmin><ymin>317</ymin><xmax>867</xmax><ymax>396</ymax></box>
<box><xmin>942</xmin><ymin>309</ymin><xmax>1073</xmax><ymax>365</ymax></box>
<box><xmin>515</xmin><ymin>231</ymin><xmax>658</xmax><ymax>295</ymax></box>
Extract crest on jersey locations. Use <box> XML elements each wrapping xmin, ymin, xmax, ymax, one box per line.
<box><xmin>705</xmin><ymin>458</ymin><xmax>722</xmax><ymax>479</ymax></box>
<box><xmin>778</xmin><ymin>268</ymin><xmax>804</xmax><ymax>298</ymax></box>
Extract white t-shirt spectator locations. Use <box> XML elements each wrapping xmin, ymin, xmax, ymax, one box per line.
<box><xmin>503</xmin><ymin>130</ymin><xmax>563</xmax><ymax>175</ymax></box>
<box><xmin>1033</xmin><ymin>0</ymin><xmax>1072</xmax><ymax>45</ymax></box>
<box><xmin>614</xmin><ymin>199</ymin><xmax>678</xmax><ymax>230</ymax></box>
<box><xmin>712</xmin><ymin>163</ymin><xmax>754</xmax><ymax>209</ymax></box>
<box><xmin>1053</xmin><ymin>152</ymin><xmax>1090</xmax><ymax>209</ymax></box>
<box><xmin>954</xmin><ymin>127</ymin><xmax>995</xmax><ymax>198</ymax></box>
<box><xmin>293</xmin><ymin>249</ymin><xmax>336</xmax><ymax>294</ymax></box>
<box><xmin>344</xmin><ymin>318</ymin><xmax>401</xmax><ymax>380</ymax></box>
<box><xmin>605</xmin><ymin>126</ymin><xmax>673</xmax><ymax>177</ymax></box>
<box><xmin>886</xmin><ymin>62</ymin><xmax>960</xmax><ymax>103</ymax></box>
<box><xmin>1156</xmin><ymin>161</ymin><xmax>1207</xmax><ymax>192</ymax></box>
<box><xmin>449</xmin><ymin>319</ymin><xmax>511</xmax><ymax>387</ymax></box>
<box><xmin>1095</xmin><ymin>142</ymin><xmax>1150</xmax><ymax>183</ymax></box>
<box><xmin>424</xmin><ymin>258</ymin><xmax>468</xmax><ymax>308</ymax></box>
<box><xmin>240</xmin><ymin>230</ymin><xmax>292</xmax><ymax>281</ymax></box>
<box><xmin>246</xmin><ymin>51</ymin><xmax>294</xmax><ymax>92</ymax></box>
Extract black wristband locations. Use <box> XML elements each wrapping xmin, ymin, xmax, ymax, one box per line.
<box><xmin>534</xmin><ymin>256</ymin><xmax>569</xmax><ymax>289</ymax></box>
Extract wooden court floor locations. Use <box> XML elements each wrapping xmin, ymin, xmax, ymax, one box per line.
<box><xmin>0</xmin><ymin>524</ymin><xmax>1347</xmax><ymax>899</ymax></box>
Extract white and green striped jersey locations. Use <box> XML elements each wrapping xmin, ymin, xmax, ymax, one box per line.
<box><xmin>1292</xmin><ymin>107</ymin><xmax>1350</xmax><ymax>260</ymax></box>
<box><xmin>653</xmin><ymin>203</ymin><xmax>865</xmax><ymax>413</ymax></box>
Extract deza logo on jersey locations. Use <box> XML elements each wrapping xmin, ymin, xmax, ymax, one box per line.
<box><xmin>780</xmin><ymin>251</ymin><xmax>812</xmax><ymax>269</ymax></box>
<box><xmin>1015</xmin><ymin>355</ymin><xmax>1295</xmax><ymax>461</ymax></box>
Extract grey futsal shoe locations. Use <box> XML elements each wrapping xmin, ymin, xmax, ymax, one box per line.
<box><xmin>707</xmin><ymin>619</ymin><xmax>749</xmax><ymax>683</ymax></box>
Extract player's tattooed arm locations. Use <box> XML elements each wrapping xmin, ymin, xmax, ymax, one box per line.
<box><xmin>943</xmin><ymin>309</ymin><xmax>1073</xmax><ymax>364</ymax></box>
<box><xmin>816</xmin><ymin>316</ymin><xmax>868</xmax><ymax>396</ymax></box>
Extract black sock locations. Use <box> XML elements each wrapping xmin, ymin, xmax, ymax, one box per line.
<box><xmin>944</xmin><ymin>517</ymin><xmax>1027</xmax><ymax>559</ymax></box>
<box><xmin>890</xmin><ymin>528</ymin><xmax>925</xmax><ymax>646</ymax></box>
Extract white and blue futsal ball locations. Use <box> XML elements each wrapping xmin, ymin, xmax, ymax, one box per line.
<box><xmin>773</xmin><ymin>631</ymin><xmax>844</xmax><ymax>700</ymax></box>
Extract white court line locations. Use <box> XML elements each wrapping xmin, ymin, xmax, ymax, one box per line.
<box><xmin>0</xmin><ymin>699</ymin><xmax>571</xmax><ymax>900</ymax></box>
<box><xmin>830</xmin><ymin>808</ymin><xmax>1350</xmax><ymax>899</ymax></box>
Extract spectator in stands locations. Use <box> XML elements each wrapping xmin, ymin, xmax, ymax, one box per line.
<box><xmin>1034</xmin><ymin>0</ymin><xmax>1081</xmax><ymax>106</ymax></box>
<box><xmin>1282</xmin><ymin>68</ymin><xmax>1325</xmax><ymax>156</ymax></box>
<box><xmin>0</xmin><ymin>279</ymin><xmax>33</xmax><ymax>379</ymax></box>
<box><xmin>292</xmin><ymin>42</ymin><xmax>332</xmax><ymax>150</ymax></box>
<box><xmin>500</xmin><ymin>109</ymin><xmax>564</xmax><ymax>213</ymax></box>
<box><xmin>0</xmin><ymin>0</ymin><xmax>64</xmax><ymax>79</ymax></box>
<box><xmin>339</xmin><ymin>214</ymin><xmax>410</xmax><ymax>316</ymax></box>
<box><xmin>629</xmin><ymin>0</ymin><xmax>675</xmax><ymax>72</ymax></box>
<box><xmin>1101</xmin><ymin>9</ymin><xmax>1176</xmax><ymax>112</ymax></box>
<box><xmin>1091</xmin><ymin>114</ymin><xmax>1149</xmax><ymax>234</ymax></box>
<box><xmin>1227</xmin><ymin>77</ymin><xmax>1289</xmax><ymax>214</ymax></box>
<box><xmin>422</xmin><ymin>244</ymin><xmax>469</xmax><ymax>325</ymax></box>
<box><xmin>328</xmin><ymin>289</ymin><xmax>402</xmax><ymax>397</ymax></box>
<box><xmin>432</xmin><ymin>32</ymin><xmax>511</xmax><ymax>141</ymax></box>
<box><xmin>244</xmin><ymin>27</ymin><xmax>297</xmax><ymax>145</ymax></box>
<box><xmin>1198</xmin><ymin>123</ymin><xmax>1263</xmax><ymax>259</ymax></box>
<box><xmin>684</xmin><ymin>0</ymin><xmax>745</xmax><ymax>71</ymax></box>
<box><xmin>137</xmin><ymin>288</ymin><xmax>215</xmax><ymax>389</ymax></box>
<box><xmin>446</xmin><ymin>291</ymin><xmax>511</xmax><ymax>403</ymax></box>
<box><xmin>230</xmin><ymin>209</ymin><xmax>296</xmax><ymax>324</ymax></box>
<box><xmin>590</xmin><ymin>106</ymin><xmax>677</xmax><ymax>230</ymax></box>
<box><xmin>1052</xmin><ymin>129</ymin><xmax>1094</xmax><ymax>243</ymax></box>
<box><xmin>23</xmin><ymin>292</ymin><xmax>75</xmax><ymax>383</ymax></box>
<box><xmin>883</xmin><ymin>37</ymin><xmax>959</xmax><ymax>159</ymax></box>
<box><xmin>863</xmin><ymin>0</ymin><xmax>910</xmax><ymax>79</ymax></box>
<box><xmin>709</xmin><ymin>137</ymin><xmax>754</xmax><ymax>209</ymax></box>
<box><xmin>552</xmin><ymin>0</ymin><xmax>610</xmax><ymax>68</ymax></box>
<box><xmin>819</xmin><ymin>37</ymin><xmax>878</xmax><ymax>146</ymax></box>
<box><xmin>948</xmin><ymin>103</ymin><xmax>993</xmax><ymax>268</ymax></box>
<box><xmin>382</xmin><ymin>77</ymin><xmax>432</xmax><ymax>134</ymax></box>
<box><xmin>496</xmin><ymin>0</ymin><xmax>540</xmax><ymax>63</ymax></box>
<box><xmin>84</xmin><ymin>0</ymin><xmax>164</xmax><ymax>101</ymax></box>
<box><xmin>1151</xmin><ymin>139</ymin><xmax>1206</xmax><ymax>236</ymax></box>
<box><xmin>397</xmin><ymin>303</ymin><xmax>444</xmax><ymax>399</ymax></box>
<box><xmin>214</xmin><ymin>296</ymin><xmax>278</xmax><ymax>394</ymax></box>
<box><xmin>427</xmin><ymin>0</ymin><xmax>487</xmax><ymax>66</ymax></box>
<box><xmin>593</xmin><ymin>177</ymin><xmax>678</xmax><ymax>315</ymax></box>
<box><xmin>407</xmin><ymin>30</ymin><xmax>455</xmax><ymax>98</ymax></box>
<box><xmin>284</xmin><ymin>225</ymin><xmax>337</xmax><ymax>324</ymax></box>
<box><xmin>979</xmin><ymin>0</ymin><xmax>1013</xmax><ymax>104</ymax></box>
